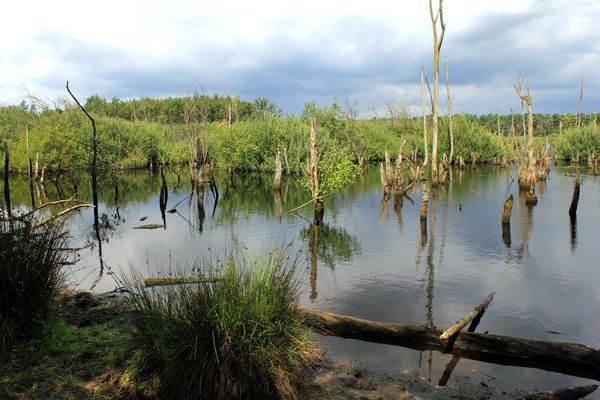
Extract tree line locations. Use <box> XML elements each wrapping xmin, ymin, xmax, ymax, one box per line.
<box><xmin>0</xmin><ymin>92</ymin><xmax>598</xmax><ymax>176</ymax></box>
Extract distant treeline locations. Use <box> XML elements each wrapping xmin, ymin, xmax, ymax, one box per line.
<box><xmin>0</xmin><ymin>94</ymin><xmax>598</xmax><ymax>175</ymax></box>
<box><xmin>84</xmin><ymin>93</ymin><xmax>282</xmax><ymax>125</ymax></box>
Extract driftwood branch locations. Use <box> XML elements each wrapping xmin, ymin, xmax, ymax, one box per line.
<box><xmin>287</xmin><ymin>193</ymin><xmax>331</xmax><ymax>213</ymax></box>
<box><xmin>440</xmin><ymin>291</ymin><xmax>495</xmax><ymax>340</ymax></box>
<box><xmin>32</xmin><ymin>203</ymin><xmax>95</xmax><ymax>228</ymax></box>
<box><xmin>471</xmin><ymin>189</ymin><xmax>484</xmax><ymax>198</ymax></box>
<box><xmin>297</xmin><ymin>308</ymin><xmax>600</xmax><ymax>381</ymax></box>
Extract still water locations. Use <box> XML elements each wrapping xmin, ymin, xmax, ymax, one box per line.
<box><xmin>13</xmin><ymin>163</ymin><xmax>600</xmax><ymax>391</ymax></box>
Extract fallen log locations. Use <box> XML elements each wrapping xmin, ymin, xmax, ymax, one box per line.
<box><xmin>440</xmin><ymin>291</ymin><xmax>495</xmax><ymax>340</ymax></box>
<box><xmin>522</xmin><ymin>385</ymin><xmax>598</xmax><ymax>400</ymax></box>
<box><xmin>297</xmin><ymin>308</ymin><xmax>600</xmax><ymax>381</ymax></box>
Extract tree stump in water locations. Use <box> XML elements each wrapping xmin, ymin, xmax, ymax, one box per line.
<box><xmin>274</xmin><ymin>151</ymin><xmax>282</xmax><ymax>190</ymax></box>
<box><xmin>420</xmin><ymin>186</ymin><xmax>429</xmax><ymax>221</ymax></box>
<box><xmin>569</xmin><ymin>173</ymin><xmax>581</xmax><ymax>218</ymax></box>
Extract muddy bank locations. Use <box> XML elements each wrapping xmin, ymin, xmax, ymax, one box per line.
<box><xmin>298</xmin><ymin>354</ymin><xmax>545</xmax><ymax>400</ymax></box>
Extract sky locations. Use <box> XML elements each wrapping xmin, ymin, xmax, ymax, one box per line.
<box><xmin>1</xmin><ymin>0</ymin><xmax>599</xmax><ymax>118</ymax></box>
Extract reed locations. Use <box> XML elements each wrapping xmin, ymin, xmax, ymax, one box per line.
<box><xmin>120</xmin><ymin>245</ymin><xmax>318</xmax><ymax>400</ymax></box>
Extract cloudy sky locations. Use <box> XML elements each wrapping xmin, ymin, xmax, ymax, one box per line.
<box><xmin>1</xmin><ymin>0</ymin><xmax>599</xmax><ymax>118</ymax></box>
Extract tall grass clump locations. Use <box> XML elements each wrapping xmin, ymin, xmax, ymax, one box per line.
<box><xmin>122</xmin><ymin>246</ymin><xmax>318</xmax><ymax>400</ymax></box>
<box><xmin>0</xmin><ymin>213</ymin><xmax>71</xmax><ymax>352</ymax></box>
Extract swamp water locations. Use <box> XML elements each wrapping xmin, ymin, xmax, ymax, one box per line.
<box><xmin>7</xmin><ymin>163</ymin><xmax>600</xmax><ymax>392</ymax></box>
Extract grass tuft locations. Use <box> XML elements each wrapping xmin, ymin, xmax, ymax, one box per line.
<box><xmin>0</xmin><ymin>213</ymin><xmax>72</xmax><ymax>352</ymax></box>
<box><xmin>121</xmin><ymin>245</ymin><xmax>319</xmax><ymax>400</ymax></box>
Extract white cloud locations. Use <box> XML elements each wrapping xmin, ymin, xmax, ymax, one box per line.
<box><xmin>1</xmin><ymin>0</ymin><xmax>600</xmax><ymax>115</ymax></box>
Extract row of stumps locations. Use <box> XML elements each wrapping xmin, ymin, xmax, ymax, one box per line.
<box><xmin>500</xmin><ymin>172</ymin><xmax>582</xmax><ymax>246</ymax></box>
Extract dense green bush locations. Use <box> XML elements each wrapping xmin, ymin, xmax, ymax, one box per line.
<box><xmin>1</xmin><ymin>98</ymin><xmax>529</xmax><ymax>175</ymax></box>
<box><xmin>121</xmin><ymin>246</ymin><xmax>317</xmax><ymax>400</ymax></box>
<box><xmin>554</xmin><ymin>125</ymin><xmax>600</xmax><ymax>161</ymax></box>
<box><xmin>0</xmin><ymin>212</ymin><xmax>72</xmax><ymax>351</ymax></box>
<box><xmin>438</xmin><ymin>114</ymin><xmax>507</xmax><ymax>162</ymax></box>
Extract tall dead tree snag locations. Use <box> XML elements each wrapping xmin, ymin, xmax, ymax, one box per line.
<box><xmin>513</xmin><ymin>76</ymin><xmax>537</xmax><ymax>204</ymax></box>
<box><xmin>274</xmin><ymin>151</ymin><xmax>282</xmax><ymax>190</ymax></box>
<box><xmin>569</xmin><ymin>173</ymin><xmax>581</xmax><ymax>218</ymax></box>
<box><xmin>421</xmin><ymin>71</ymin><xmax>429</xmax><ymax>167</ymax></box>
<box><xmin>4</xmin><ymin>144</ymin><xmax>11</xmax><ymax>216</ymax></box>
<box><xmin>429</xmin><ymin>0</ymin><xmax>445</xmax><ymax>185</ymax></box>
<box><xmin>502</xmin><ymin>194</ymin><xmax>513</xmax><ymax>246</ymax></box>
<box><xmin>393</xmin><ymin>140</ymin><xmax>407</xmax><ymax>196</ymax></box>
<box><xmin>380</xmin><ymin>142</ymin><xmax>414</xmax><ymax>199</ymax></box>
<box><xmin>310</xmin><ymin>118</ymin><xmax>323</xmax><ymax>224</ymax></box>
<box><xmin>445</xmin><ymin>56</ymin><xmax>454</xmax><ymax>164</ymax></box>
<box><xmin>66</xmin><ymin>81</ymin><xmax>101</xmax><ymax>234</ymax></box>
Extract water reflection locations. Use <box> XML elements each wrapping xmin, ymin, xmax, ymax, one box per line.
<box><xmin>300</xmin><ymin>222</ymin><xmax>361</xmax><ymax>301</ymax></box>
<box><xmin>2</xmin><ymin>163</ymin><xmax>600</xmax><ymax>390</ymax></box>
<box><xmin>569</xmin><ymin>215</ymin><xmax>577</xmax><ymax>252</ymax></box>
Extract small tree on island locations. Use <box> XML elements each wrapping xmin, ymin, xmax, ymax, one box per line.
<box><xmin>296</xmin><ymin>118</ymin><xmax>360</xmax><ymax>225</ymax></box>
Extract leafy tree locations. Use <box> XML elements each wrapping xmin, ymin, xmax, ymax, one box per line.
<box><xmin>253</xmin><ymin>97</ymin><xmax>282</xmax><ymax>122</ymax></box>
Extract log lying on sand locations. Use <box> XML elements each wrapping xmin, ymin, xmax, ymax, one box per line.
<box><xmin>522</xmin><ymin>385</ymin><xmax>598</xmax><ymax>400</ymax></box>
<box><xmin>297</xmin><ymin>308</ymin><xmax>600</xmax><ymax>381</ymax></box>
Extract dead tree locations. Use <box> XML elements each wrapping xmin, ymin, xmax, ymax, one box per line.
<box><xmin>445</xmin><ymin>56</ymin><xmax>454</xmax><ymax>164</ymax></box>
<box><xmin>429</xmin><ymin>0</ymin><xmax>446</xmax><ymax>185</ymax></box>
<box><xmin>421</xmin><ymin>71</ymin><xmax>429</xmax><ymax>167</ymax></box>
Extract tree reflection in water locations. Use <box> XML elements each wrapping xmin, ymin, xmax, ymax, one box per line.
<box><xmin>299</xmin><ymin>223</ymin><xmax>361</xmax><ymax>301</ymax></box>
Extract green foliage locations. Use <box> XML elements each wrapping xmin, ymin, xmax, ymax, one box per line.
<box><xmin>121</xmin><ymin>246</ymin><xmax>317</xmax><ymax>400</ymax></box>
<box><xmin>254</xmin><ymin>97</ymin><xmax>283</xmax><ymax>121</ymax></box>
<box><xmin>554</xmin><ymin>125</ymin><xmax>600</xmax><ymax>161</ymax></box>
<box><xmin>300</xmin><ymin>96</ymin><xmax>347</xmax><ymax>138</ymax></box>
<box><xmin>299</xmin><ymin>224</ymin><xmax>361</xmax><ymax>269</ymax></box>
<box><xmin>0</xmin><ymin>212</ymin><xmax>71</xmax><ymax>351</ymax></box>
<box><xmin>300</xmin><ymin>149</ymin><xmax>361</xmax><ymax>199</ymax></box>
<box><xmin>439</xmin><ymin>114</ymin><xmax>507</xmax><ymax>162</ymax></box>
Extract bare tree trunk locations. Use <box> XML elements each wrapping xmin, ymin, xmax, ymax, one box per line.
<box><xmin>439</xmin><ymin>292</ymin><xmax>496</xmax><ymax>340</ymax></box>
<box><xmin>497</xmin><ymin>108</ymin><xmax>500</xmax><ymax>137</ymax></box>
<box><xmin>228</xmin><ymin>101</ymin><xmax>232</xmax><ymax>129</ymax></box>
<box><xmin>591</xmin><ymin>86</ymin><xmax>595</xmax><ymax>125</ymax></box>
<box><xmin>4</xmin><ymin>143</ymin><xmax>11</xmax><ymax>216</ymax></box>
<box><xmin>445</xmin><ymin>56</ymin><xmax>454</xmax><ymax>164</ymax></box>
<box><xmin>578</xmin><ymin>75</ymin><xmax>584</xmax><ymax>127</ymax></box>
<box><xmin>274</xmin><ymin>151</ymin><xmax>282</xmax><ymax>190</ymax></box>
<box><xmin>520</xmin><ymin>70</ymin><xmax>526</xmax><ymax>136</ymax></box>
<box><xmin>420</xmin><ymin>186</ymin><xmax>429</xmax><ymax>221</ymax></box>
<box><xmin>429</xmin><ymin>0</ymin><xmax>445</xmax><ymax>186</ymax></box>
<box><xmin>310</xmin><ymin>118</ymin><xmax>323</xmax><ymax>223</ymax></box>
<box><xmin>421</xmin><ymin>71</ymin><xmax>429</xmax><ymax>167</ymax></box>
<box><xmin>385</xmin><ymin>150</ymin><xmax>393</xmax><ymax>190</ymax></box>
<box><xmin>394</xmin><ymin>140</ymin><xmax>406</xmax><ymax>195</ymax></box>
<box><xmin>569</xmin><ymin>173</ymin><xmax>581</xmax><ymax>218</ymax></box>
<box><xmin>514</xmin><ymin>78</ymin><xmax>535</xmax><ymax>194</ymax></box>
<box><xmin>380</xmin><ymin>162</ymin><xmax>389</xmax><ymax>195</ymax></box>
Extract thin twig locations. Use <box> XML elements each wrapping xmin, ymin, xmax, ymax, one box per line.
<box><xmin>287</xmin><ymin>194</ymin><xmax>331</xmax><ymax>213</ymax></box>
<box><xmin>32</xmin><ymin>204</ymin><xmax>95</xmax><ymax>228</ymax></box>
<box><xmin>471</xmin><ymin>189</ymin><xmax>484</xmax><ymax>198</ymax></box>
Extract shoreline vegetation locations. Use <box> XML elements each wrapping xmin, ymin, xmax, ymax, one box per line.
<box><xmin>2</xmin><ymin>92</ymin><xmax>600</xmax><ymax>398</ymax></box>
<box><xmin>1</xmin><ymin>93</ymin><xmax>599</xmax><ymax>177</ymax></box>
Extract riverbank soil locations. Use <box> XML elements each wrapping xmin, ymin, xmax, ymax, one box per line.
<box><xmin>0</xmin><ymin>292</ymin><xmax>590</xmax><ymax>400</ymax></box>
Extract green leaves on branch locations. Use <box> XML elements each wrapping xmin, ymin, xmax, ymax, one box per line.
<box><xmin>300</xmin><ymin>149</ymin><xmax>360</xmax><ymax>199</ymax></box>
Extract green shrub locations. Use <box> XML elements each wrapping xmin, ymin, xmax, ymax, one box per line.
<box><xmin>0</xmin><ymin>213</ymin><xmax>71</xmax><ymax>351</ymax></box>
<box><xmin>121</xmin><ymin>246</ymin><xmax>318</xmax><ymax>400</ymax></box>
<box><xmin>554</xmin><ymin>125</ymin><xmax>600</xmax><ymax>161</ymax></box>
